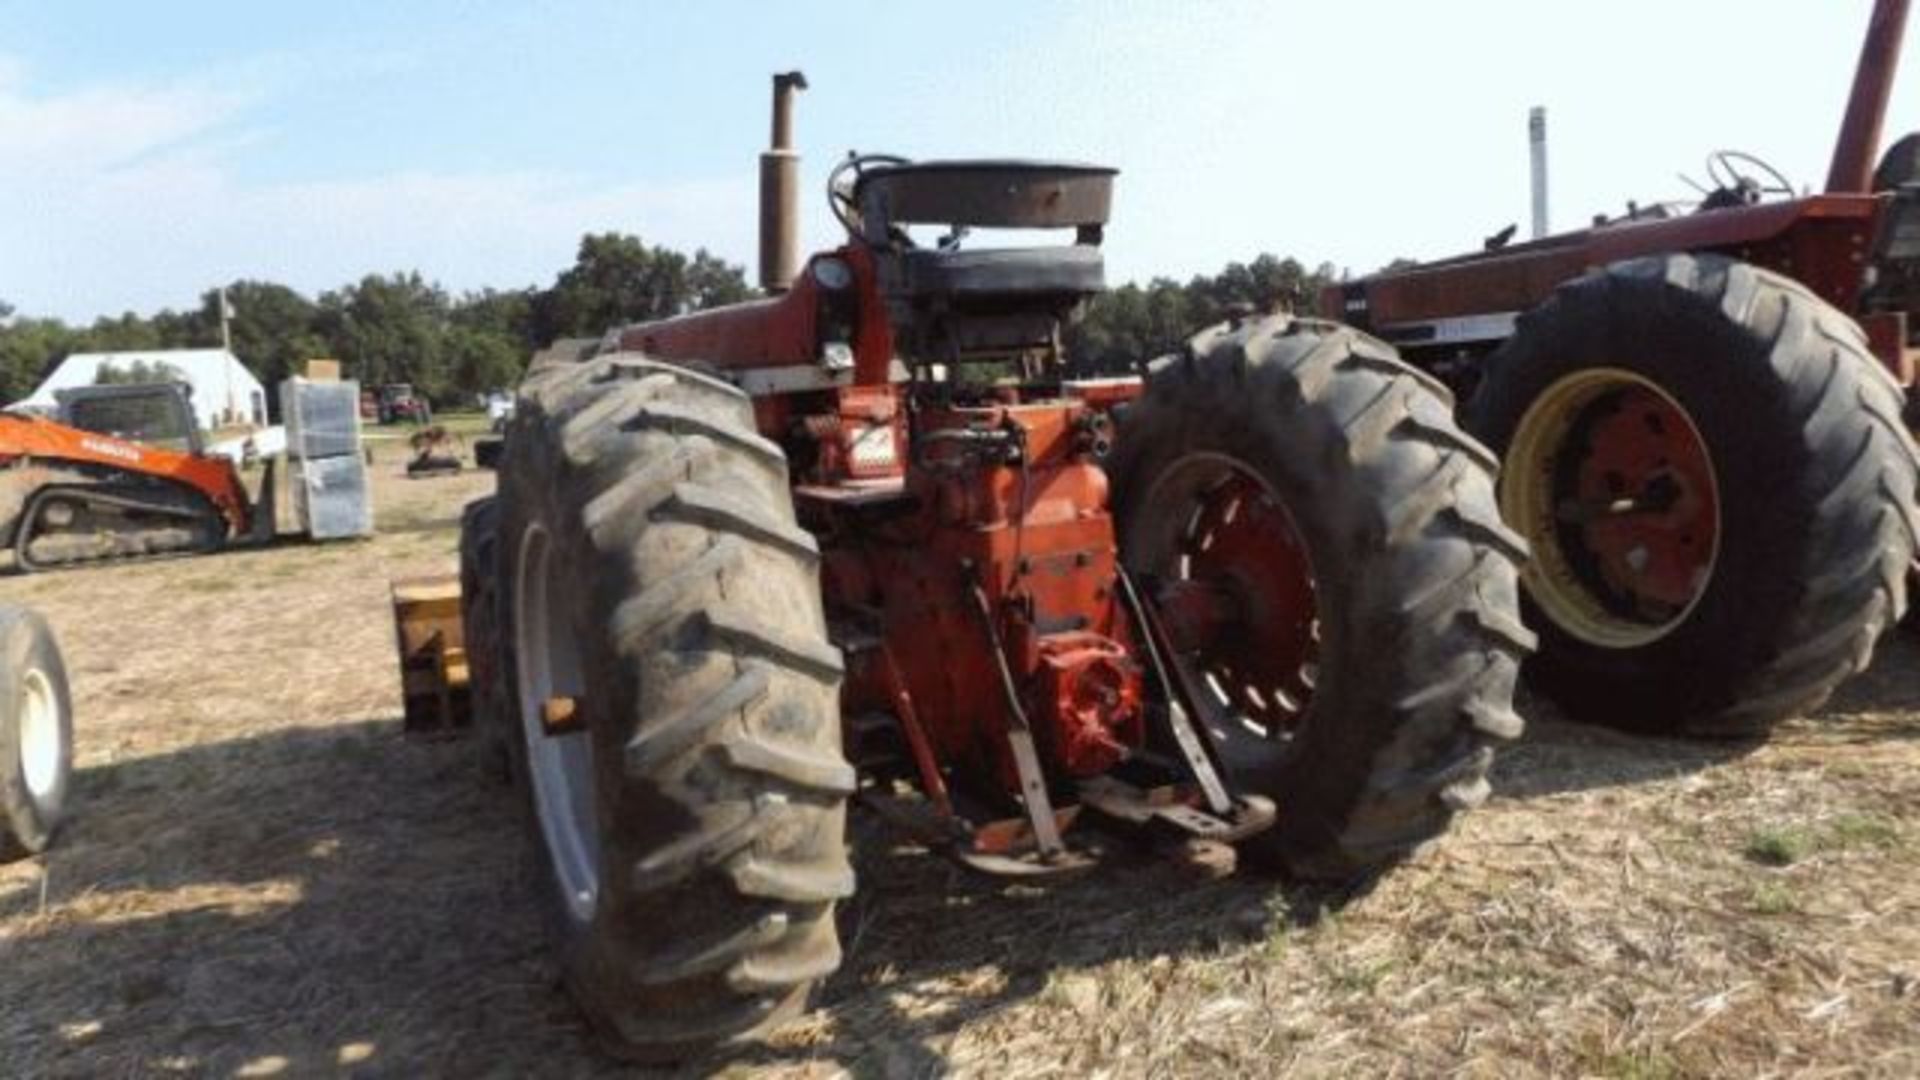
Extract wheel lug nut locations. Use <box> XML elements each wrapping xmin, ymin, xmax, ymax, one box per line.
<box><xmin>541</xmin><ymin>696</ymin><xmax>585</xmax><ymax>736</ymax></box>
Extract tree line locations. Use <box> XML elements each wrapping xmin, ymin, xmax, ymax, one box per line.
<box><xmin>1064</xmin><ymin>254</ymin><xmax>1337</xmax><ymax>373</ymax></box>
<box><xmin>1</xmin><ymin>238</ymin><xmax>1340</xmax><ymax>407</ymax></box>
<box><xmin>0</xmin><ymin>233</ymin><xmax>751</xmax><ymax>407</ymax></box>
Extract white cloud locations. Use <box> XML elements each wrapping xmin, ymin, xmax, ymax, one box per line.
<box><xmin>0</xmin><ymin>64</ymin><xmax>253</xmax><ymax>180</ymax></box>
<box><xmin>0</xmin><ymin>60</ymin><xmax>756</xmax><ymax>321</ymax></box>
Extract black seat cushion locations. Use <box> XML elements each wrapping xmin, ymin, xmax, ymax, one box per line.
<box><xmin>895</xmin><ymin>245</ymin><xmax>1104</xmax><ymax>299</ymax></box>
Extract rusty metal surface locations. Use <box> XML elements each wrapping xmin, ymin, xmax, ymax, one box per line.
<box><xmin>1861</xmin><ymin>312</ymin><xmax>1916</xmax><ymax>384</ymax></box>
<box><xmin>1828</xmin><ymin>0</ymin><xmax>1910</xmax><ymax>194</ymax></box>
<box><xmin>758</xmin><ymin>151</ymin><xmax>801</xmax><ymax>291</ymax></box>
<box><xmin>1342</xmin><ymin>195</ymin><xmax>1884</xmax><ymax>328</ymax></box>
<box><xmin>758</xmin><ymin>71</ymin><xmax>807</xmax><ymax>292</ymax></box>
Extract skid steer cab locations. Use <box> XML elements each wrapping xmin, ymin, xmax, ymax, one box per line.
<box><xmin>420</xmin><ymin>72</ymin><xmax>1532</xmax><ymax>1063</ymax></box>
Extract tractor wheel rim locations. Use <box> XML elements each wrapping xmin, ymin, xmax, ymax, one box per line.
<box><xmin>18</xmin><ymin>667</ymin><xmax>61</xmax><ymax>801</ymax></box>
<box><xmin>1503</xmin><ymin>367</ymin><xmax>1721</xmax><ymax>649</ymax></box>
<box><xmin>1132</xmin><ymin>453</ymin><xmax>1318</xmax><ymax>747</ymax></box>
<box><xmin>514</xmin><ymin>522</ymin><xmax>601</xmax><ymax>924</ymax></box>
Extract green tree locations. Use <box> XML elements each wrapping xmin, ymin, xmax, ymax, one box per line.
<box><xmin>1067</xmin><ymin>254</ymin><xmax>1338</xmax><ymax>374</ymax></box>
<box><xmin>686</xmin><ymin>249</ymin><xmax>753</xmax><ymax>311</ymax></box>
<box><xmin>534</xmin><ymin>232</ymin><xmax>751</xmax><ymax>340</ymax></box>
<box><xmin>202</xmin><ymin>281</ymin><xmax>321</xmax><ymax>390</ymax></box>
<box><xmin>0</xmin><ymin>235</ymin><xmax>745</xmax><ymax>407</ymax></box>
<box><xmin>85</xmin><ymin>312</ymin><xmax>165</xmax><ymax>352</ymax></box>
<box><xmin>316</xmin><ymin>272</ymin><xmax>454</xmax><ymax>399</ymax></box>
<box><xmin>0</xmin><ymin>316</ymin><xmax>84</xmax><ymax>402</ymax></box>
<box><xmin>453</xmin><ymin>287</ymin><xmax>539</xmax><ymax>349</ymax></box>
<box><xmin>447</xmin><ymin>326</ymin><xmax>524</xmax><ymax>397</ymax></box>
<box><xmin>94</xmin><ymin>358</ymin><xmax>187</xmax><ymax>385</ymax></box>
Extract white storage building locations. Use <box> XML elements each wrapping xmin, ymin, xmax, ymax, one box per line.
<box><xmin>13</xmin><ymin>349</ymin><xmax>269</xmax><ymax>431</ymax></box>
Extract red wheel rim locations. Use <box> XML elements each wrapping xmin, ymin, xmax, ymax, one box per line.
<box><xmin>1573</xmin><ymin>387</ymin><xmax>1719</xmax><ymax>614</ymax></box>
<box><xmin>1503</xmin><ymin>368</ymin><xmax>1722</xmax><ymax>648</ymax></box>
<box><xmin>1135</xmin><ymin>457</ymin><xmax>1317</xmax><ymax>741</ymax></box>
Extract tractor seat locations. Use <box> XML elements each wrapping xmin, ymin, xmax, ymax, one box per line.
<box><xmin>853</xmin><ymin>159</ymin><xmax>1117</xmax><ymax>232</ymax></box>
<box><xmin>895</xmin><ymin>244</ymin><xmax>1105</xmax><ymax>300</ymax></box>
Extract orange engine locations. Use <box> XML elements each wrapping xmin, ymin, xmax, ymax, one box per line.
<box><xmin>804</xmin><ymin>389</ymin><xmax>1144</xmax><ymax>790</ymax></box>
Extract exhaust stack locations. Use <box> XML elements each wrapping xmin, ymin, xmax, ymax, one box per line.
<box><xmin>1827</xmin><ymin>0</ymin><xmax>1909</xmax><ymax>194</ymax></box>
<box><xmin>759</xmin><ymin>71</ymin><xmax>808</xmax><ymax>292</ymax></box>
<box><xmin>1528</xmin><ymin>106</ymin><xmax>1549</xmax><ymax>239</ymax></box>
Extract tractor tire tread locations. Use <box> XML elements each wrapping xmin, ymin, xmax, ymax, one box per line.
<box><xmin>1467</xmin><ymin>253</ymin><xmax>1920</xmax><ymax>736</ymax></box>
<box><xmin>1110</xmin><ymin>316</ymin><xmax>1531</xmax><ymax>881</ymax></box>
<box><xmin>498</xmin><ymin>355</ymin><xmax>849</xmax><ymax>1063</ymax></box>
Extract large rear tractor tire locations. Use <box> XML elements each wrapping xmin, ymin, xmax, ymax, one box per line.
<box><xmin>1467</xmin><ymin>254</ymin><xmax>1920</xmax><ymax>736</ymax></box>
<box><xmin>496</xmin><ymin>353</ymin><xmax>853</xmax><ymax>1062</ymax></box>
<box><xmin>0</xmin><ymin>606</ymin><xmax>73</xmax><ymax>861</ymax></box>
<box><xmin>1108</xmin><ymin>316</ymin><xmax>1534</xmax><ymax>881</ymax></box>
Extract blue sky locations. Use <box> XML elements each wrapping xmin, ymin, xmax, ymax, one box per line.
<box><xmin>0</xmin><ymin>1</ymin><xmax>1909</xmax><ymax>322</ymax></box>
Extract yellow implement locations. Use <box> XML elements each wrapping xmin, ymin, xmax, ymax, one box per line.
<box><xmin>390</xmin><ymin>576</ymin><xmax>469</xmax><ymax>734</ymax></box>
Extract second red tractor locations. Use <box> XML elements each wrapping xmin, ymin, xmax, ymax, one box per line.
<box><xmin>1328</xmin><ymin>0</ymin><xmax>1920</xmax><ymax>737</ymax></box>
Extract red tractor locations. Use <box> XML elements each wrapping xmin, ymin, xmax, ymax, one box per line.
<box><xmin>457</xmin><ymin>74</ymin><xmax>1531</xmax><ymax>1059</ymax></box>
<box><xmin>1326</xmin><ymin>0</ymin><xmax>1920</xmax><ymax>737</ymax></box>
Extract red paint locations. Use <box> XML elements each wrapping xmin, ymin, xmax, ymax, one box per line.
<box><xmin>1327</xmin><ymin>193</ymin><xmax>1908</xmax><ymax>381</ymax></box>
<box><xmin>1574</xmin><ymin>388</ymin><xmax>1719</xmax><ymax>614</ymax></box>
<box><xmin>617</xmin><ymin>241</ymin><xmax>1166</xmax><ymax>828</ymax></box>
<box><xmin>1155</xmin><ymin>472</ymin><xmax>1316</xmax><ymax>732</ymax></box>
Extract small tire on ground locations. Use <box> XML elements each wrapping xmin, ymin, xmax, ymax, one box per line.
<box><xmin>1466</xmin><ymin>254</ymin><xmax>1920</xmax><ymax>736</ymax></box>
<box><xmin>1107</xmin><ymin>315</ymin><xmax>1534</xmax><ymax>881</ymax></box>
<box><xmin>0</xmin><ymin>605</ymin><xmax>73</xmax><ymax>861</ymax></box>
<box><xmin>496</xmin><ymin>353</ymin><xmax>853</xmax><ymax>1063</ymax></box>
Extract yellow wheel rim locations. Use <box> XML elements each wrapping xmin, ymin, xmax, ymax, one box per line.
<box><xmin>1502</xmin><ymin>368</ymin><xmax>1721</xmax><ymax>649</ymax></box>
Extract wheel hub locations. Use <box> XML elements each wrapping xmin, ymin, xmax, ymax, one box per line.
<box><xmin>18</xmin><ymin>667</ymin><xmax>61</xmax><ymax>801</ymax></box>
<box><xmin>1505</xmin><ymin>368</ymin><xmax>1721</xmax><ymax>648</ymax></box>
<box><xmin>513</xmin><ymin>523</ymin><xmax>602</xmax><ymax>924</ymax></box>
<box><xmin>1136</xmin><ymin>458</ymin><xmax>1317</xmax><ymax>742</ymax></box>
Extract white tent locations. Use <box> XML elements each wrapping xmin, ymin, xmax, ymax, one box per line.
<box><xmin>14</xmin><ymin>349</ymin><xmax>268</xmax><ymax>431</ymax></box>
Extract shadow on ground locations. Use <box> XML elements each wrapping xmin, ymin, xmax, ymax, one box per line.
<box><xmin>7</xmin><ymin>633</ymin><xmax>1919</xmax><ymax>1075</ymax></box>
<box><xmin>1490</xmin><ymin>630</ymin><xmax>1920</xmax><ymax>802</ymax></box>
<box><xmin>0</xmin><ymin>719</ymin><xmax>1341</xmax><ymax>1077</ymax></box>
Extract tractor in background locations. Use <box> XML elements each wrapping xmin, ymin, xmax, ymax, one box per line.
<box><xmin>454</xmin><ymin>74</ymin><xmax>1531</xmax><ymax>1060</ymax></box>
<box><xmin>374</xmin><ymin>383</ymin><xmax>431</xmax><ymax>425</ymax></box>
<box><xmin>1327</xmin><ymin>0</ymin><xmax>1920</xmax><ymax>737</ymax></box>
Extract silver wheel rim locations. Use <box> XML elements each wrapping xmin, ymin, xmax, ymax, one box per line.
<box><xmin>18</xmin><ymin>667</ymin><xmax>61</xmax><ymax>801</ymax></box>
<box><xmin>514</xmin><ymin>523</ymin><xmax>601</xmax><ymax>924</ymax></box>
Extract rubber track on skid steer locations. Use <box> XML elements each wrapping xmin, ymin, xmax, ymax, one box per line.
<box><xmin>5</xmin><ymin>468</ymin><xmax>224</xmax><ymax>572</ymax></box>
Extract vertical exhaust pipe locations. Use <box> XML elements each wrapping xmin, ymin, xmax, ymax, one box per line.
<box><xmin>759</xmin><ymin>71</ymin><xmax>808</xmax><ymax>292</ymax></box>
<box><xmin>1528</xmin><ymin>105</ymin><xmax>1549</xmax><ymax>239</ymax></box>
<box><xmin>1827</xmin><ymin>0</ymin><xmax>1909</xmax><ymax>194</ymax></box>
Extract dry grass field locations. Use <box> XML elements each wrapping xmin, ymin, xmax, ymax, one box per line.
<box><xmin>1</xmin><ymin>424</ymin><xmax>1916</xmax><ymax>1078</ymax></box>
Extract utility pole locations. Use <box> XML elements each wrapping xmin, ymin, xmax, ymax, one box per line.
<box><xmin>1529</xmin><ymin>106</ymin><xmax>1549</xmax><ymax>239</ymax></box>
<box><xmin>219</xmin><ymin>286</ymin><xmax>235</xmax><ymax>425</ymax></box>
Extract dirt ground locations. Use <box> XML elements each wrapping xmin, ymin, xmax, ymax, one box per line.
<box><xmin>1</xmin><ymin>425</ymin><xmax>1916</xmax><ymax>1078</ymax></box>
